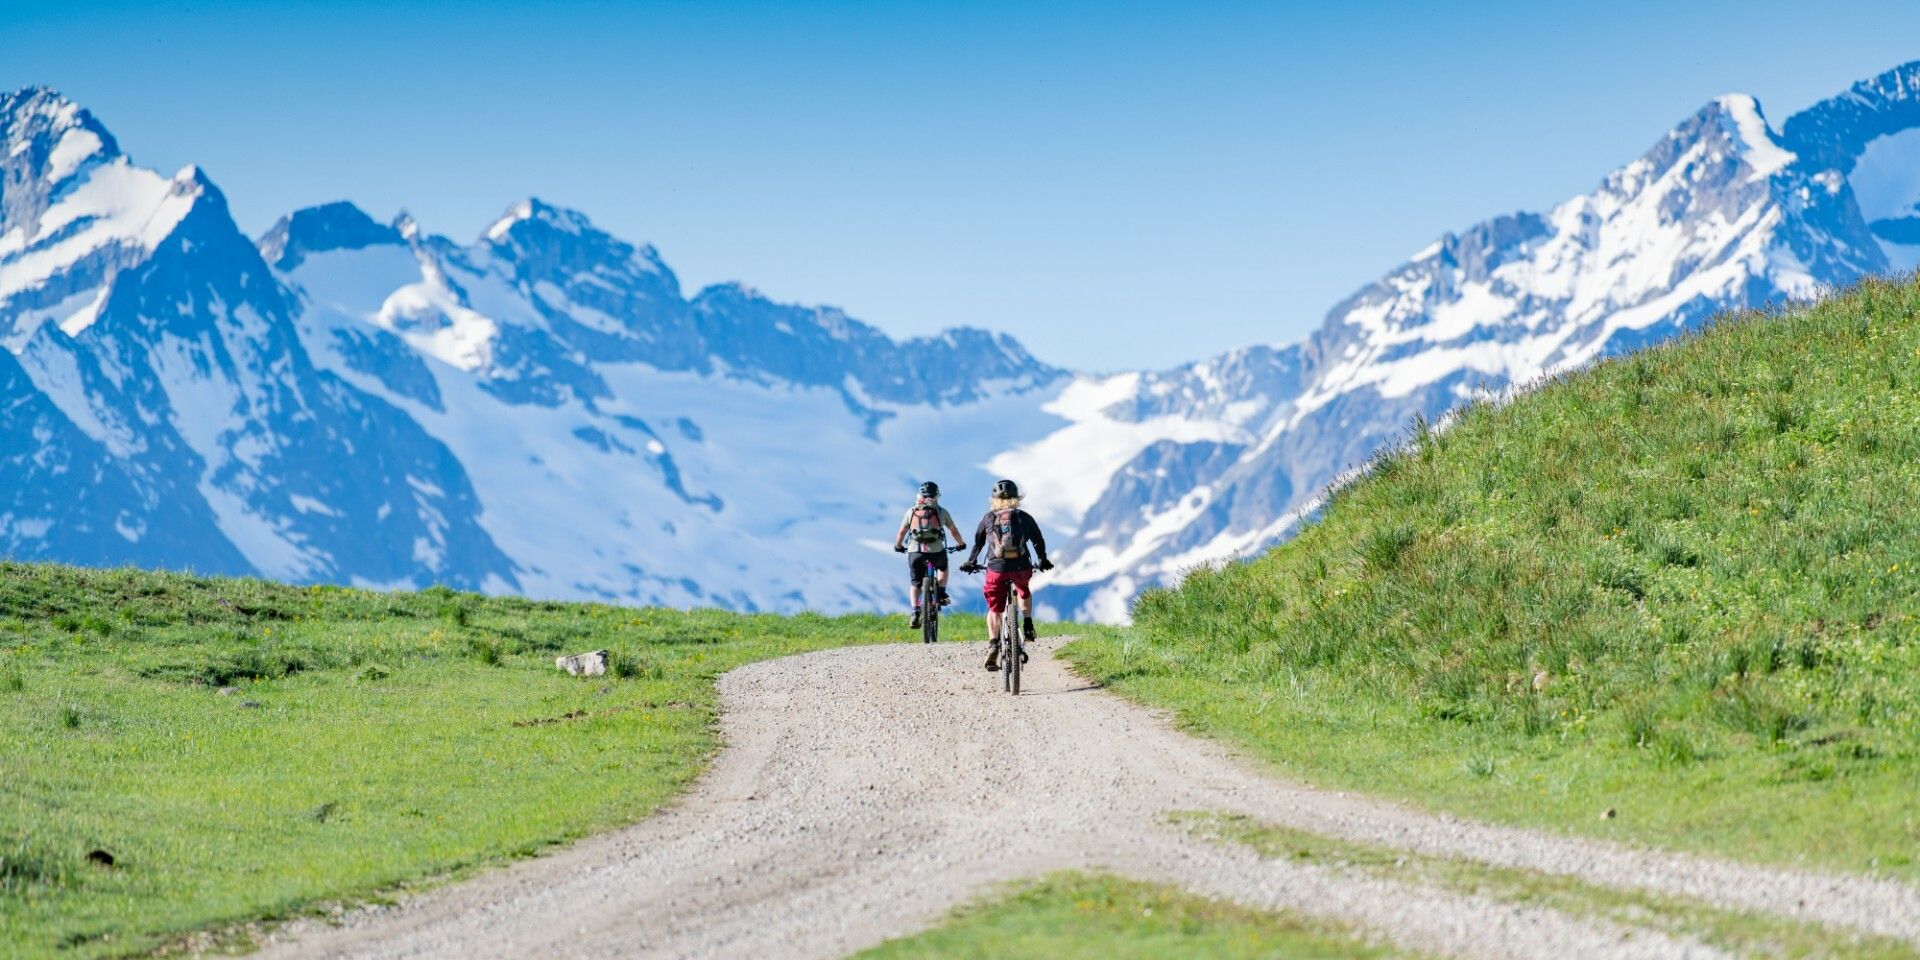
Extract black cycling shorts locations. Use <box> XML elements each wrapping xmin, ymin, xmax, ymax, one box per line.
<box><xmin>907</xmin><ymin>550</ymin><xmax>949</xmax><ymax>583</ymax></box>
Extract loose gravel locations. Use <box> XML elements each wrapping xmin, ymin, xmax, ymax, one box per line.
<box><xmin>255</xmin><ymin>638</ymin><xmax>1920</xmax><ymax>960</ymax></box>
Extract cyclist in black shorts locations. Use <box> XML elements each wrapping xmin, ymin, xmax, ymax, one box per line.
<box><xmin>893</xmin><ymin>481</ymin><xmax>968</xmax><ymax>629</ymax></box>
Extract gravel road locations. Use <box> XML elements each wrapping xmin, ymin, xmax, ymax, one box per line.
<box><xmin>256</xmin><ymin>638</ymin><xmax>1920</xmax><ymax>960</ymax></box>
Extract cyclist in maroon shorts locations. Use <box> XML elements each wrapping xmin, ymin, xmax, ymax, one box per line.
<box><xmin>959</xmin><ymin>478</ymin><xmax>1054</xmax><ymax>671</ymax></box>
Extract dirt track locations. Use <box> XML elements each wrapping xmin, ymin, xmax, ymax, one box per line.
<box><xmin>256</xmin><ymin>639</ymin><xmax>1920</xmax><ymax>959</ymax></box>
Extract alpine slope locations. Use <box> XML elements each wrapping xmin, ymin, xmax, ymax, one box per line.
<box><xmin>2</xmin><ymin>62</ymin><xmax>1918</xmax><ymax>621</ymax></box>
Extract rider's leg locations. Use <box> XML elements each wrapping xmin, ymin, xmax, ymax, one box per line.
<box><xmin>936</xmin><ymin>567</ymin><xmax>951</xmax><ymax>605</ymax></box>
<box><xmin>1017</xmin><ymin>588</ymin><xmax>1034</xmax><ymax>653</ymax></box>
<box><xmin>983</xmin><ymin>571</ymin><xmax>1002</xmax><ymax>640</ymax></box>
<box><xmin>908</xmin><ymin>558</ymin><xmax>924</xmax><ymax>627</ymax></box>
<box><xmin>983</xmin><ymin>605</ymin><xmax>1001</xmax><ymax>670</ymax></box>
<box><xmin>984</xmin><ymin>573</ymin><xmax>1004</xmax><ymax>669</ymax></box>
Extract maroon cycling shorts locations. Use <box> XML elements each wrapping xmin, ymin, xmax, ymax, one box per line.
<box><xmin>982</xmin><ymin>568</ymin><xmax>1032</xmax><ymax>613</ymax></box>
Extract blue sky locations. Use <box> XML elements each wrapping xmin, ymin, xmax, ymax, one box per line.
<box><xmin>4</xmin><ymin>1</ymin><xmax>1918</xmax><ymax>371</ymax></box>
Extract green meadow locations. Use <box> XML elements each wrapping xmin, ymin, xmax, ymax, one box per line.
<box><xmin>1066</xmin><ymin>277</ymin><xmax>1920</xmax><ymax>879</ymax></box>
<box><xmin>0</xmin><ymin>563</ymin><xmax>946</xmax><ymax>959</ymax></box>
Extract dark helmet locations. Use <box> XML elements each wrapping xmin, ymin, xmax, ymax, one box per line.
<box><xmin>991</xmin><ymin>478</ymin><xmax>1020</xmax><ymax>499</ymax></box>
<box><xmin>918</xmin><ymin>480</ymin><xmax>940</xmax><ymax>498</ymax></box>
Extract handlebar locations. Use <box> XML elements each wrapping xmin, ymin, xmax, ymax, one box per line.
<box><xmin>956</xmin><ymin>557</ymin><xmax>1059</xmax><ymax>575</ymax></box>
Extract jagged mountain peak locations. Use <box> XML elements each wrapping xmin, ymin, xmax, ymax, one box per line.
<box><xmin>690</xmin><ymin>283</ymin><xmax>1032</xmax><ymax>360</ymax></box>
<box><xmin>1595</xmin><ymin>91</ymin><xmax>1796</xmax><ymax>208</ymax></box>
<box><xmin>1</xmin><ymin>125</ymin><xmax>233</xmax><ymax>349</ymax></box>
<box><xmin>695</xmin><ymin>279</ymin><xmax>762</xmax><ymax>300</ymax></box>
<box><xmin>479</xmin><ymin>195</ymin><xmax>676</xmax><ymax>297</ymax></box>
<box><xmin>1783</xmin><ymin>60</ymin><xmax>1920</xmax><ymax>169</ymax></box>
<box><xmin>920</xmin><ymin>324</ymin><xmax>1035</xmax><ymax>355</ymax></box>
<box><xmin>484</xmin><ymin>196</ymin><xmax>619</xmax><ymax>247</ymax></box>
<box><xmin>1776</xmin><ymin>63</ymin><xmax>1920</xmax><ymax>272</ymax></box>
<box><xmin>81</xmin><ymin>160</ymin><xmax>307</xmax><ymax>346</ymax></box>
<box><xmin>685</xmin><ymin>280</ymin><xmax>1061</xmax><ymax>405</ymax></box>
<box><xmin>0</xmin><ymin>85</ymin><xmax>115</xmax><ymax>155</ymax></box>
<box><xmin>1697</xmin><ymin>93</ymin><xmax>1796</xmax><ymax>178</ymax></box>
<box><xmin>1</xmin><ymin>84</ymin><xmax>68</xmax><ymax>109</ymax></box>
<box><xmin>1393</xmin><ymin>93</ymin><xmax>1795</xmax><ymax>289</ymax></box>
<box><xmin>258</xmin><ymin>200</ymin><xmax>405</xmax><ymax>271</ymax></box>
<box><xmin>2</xmin><ymin>86</ymin><xmax>124</xmax><ymax>238</ymax></box>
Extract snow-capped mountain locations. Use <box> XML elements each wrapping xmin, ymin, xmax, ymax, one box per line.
<box><xmin>270</xmin><ymin>197</ymin><xmax>1058</xmax><ymax>608</ymax></box>
<box><xmin>0</xmin><ymin>85</ymin><xmax>1062</xmax><ymax>611</ymax></box>
<box><xmin>2</xmin><ymin>63</ymin><xmax>1917</xmax><ymax>620</ymax></box>
<box><xmin>1032</xmin><ymin>64</ymin><xmax>1918</xmax><ymax>620</ymax></box>
<box><xmin>0</xmin><ymin>88</ymin><xmax>510</xmax><ymax>586</ymax></box>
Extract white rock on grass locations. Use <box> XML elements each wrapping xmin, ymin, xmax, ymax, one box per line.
<box><xmin>555</xmin><ymin>650</ymin><xmax>609</xmax><ymax>677</ymax></box>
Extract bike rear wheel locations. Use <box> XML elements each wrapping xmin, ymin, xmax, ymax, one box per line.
<box><xmin>1010</xmin><ymin>629</ymin><xmax>1022</xmax><ymax>695</ymax></box>
<box><xmin>921</xmin><ymin>573</ymin><xmax>939</xmax><ymax>644</ymax></box>
<box><xmin>1006</xmin><ymin>610</ymin><xmax>1021</xmax><ymax>695</ymax></box>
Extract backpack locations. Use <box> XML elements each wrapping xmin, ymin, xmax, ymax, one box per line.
<box><xmin>988</xmin><ymin>508</ymin><xmax>1027</xmax><ymax>560</ymax></box>
<box><xmin>909</xmin><ymin>499</ymin><xmax>945</xmax><ymax>544</ymax></box>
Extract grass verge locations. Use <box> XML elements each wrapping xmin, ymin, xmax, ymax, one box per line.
<box><xmin>1063</xmin><ymin>277</ymin><xmax>1920</xmax><ymax>879</ymax></box>
<box><xmin>0</xmin><ymin>562</ymin><xmax>992</xmax><ymax>959</ymax></box>
<box><xmin>1175</xmin><ymin>812</ymin><xmax>1916</xmax><ymax>960</ymax></box>
<box><xmin>851</xmin><ymin>871</ymin><xmax>1410</xmax><ymax>960</ymax></box>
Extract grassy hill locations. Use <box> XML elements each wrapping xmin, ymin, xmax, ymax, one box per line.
<box><xmin>0</xmin><ymin>564</ymin><xmax>974</xmax><ymax>959</ymax></box>
<box><xmin>1066</xmin><ymin>276</ymin><xmax>1920</xmax><ymax>878</ymax></box>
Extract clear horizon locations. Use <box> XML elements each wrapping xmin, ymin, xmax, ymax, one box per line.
<box><xmin>4</xmin><ymin>0</ymin><xmax>1918</xmax><ymax>372</ymax></box>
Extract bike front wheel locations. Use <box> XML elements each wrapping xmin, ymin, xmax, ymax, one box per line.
<box><xmin>1010</xmin><ymin>634</ymin><xmax>1022</xmax><ymax>695</ymax></box>
<box><xmin>1001</xmin><ymin>617</ymin><xmax>1015</xmax><ymax>694</ymax></box>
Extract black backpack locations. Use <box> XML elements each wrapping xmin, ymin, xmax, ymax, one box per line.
<box><xmin>988</xmin><ymin>508</ymin><xmax>1027</xmax><ymax>560</ymax></box>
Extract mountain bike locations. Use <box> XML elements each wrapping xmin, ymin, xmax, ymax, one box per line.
<box><xmin>914</xmin><ymin>545</ymin><xmax>960</xmax><ymax>644</ymax></box>
<box><xmin>960</xmin><ymin>561</ymin><xmax>1044</xmax><ymax>695</ymax></box>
